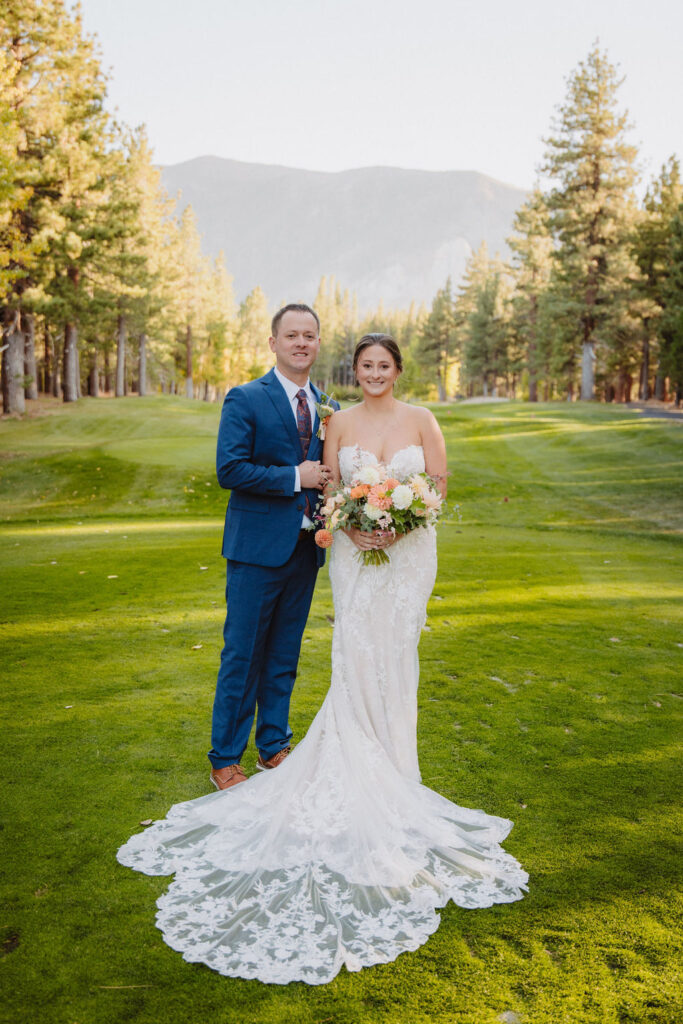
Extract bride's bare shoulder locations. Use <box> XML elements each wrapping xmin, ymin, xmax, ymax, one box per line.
<box><xmin>397</xmin><ymin>400</ymin><xmax>434</xmax><ymax>427</ymax></box>
<box><xmin>329</xmin><ymin>405</ymin><xmax>362</xmax><ymax>431</ymax></box>
<box><xmin>324</xmin><ymin>405</ymin><xmax>361</xmax><ymax>448</ymax></box>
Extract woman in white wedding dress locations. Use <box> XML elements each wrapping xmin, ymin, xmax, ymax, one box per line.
<box><xmin>117</xmin><ymin>334</ymin><xmax>528</xmax><ymax>985</ymax></box>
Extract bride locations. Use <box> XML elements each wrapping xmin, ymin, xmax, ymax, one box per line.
<box><xmin>117</xmin><ymin>333</ymin><xmax>528</xmax><ymax>985</ymax></box>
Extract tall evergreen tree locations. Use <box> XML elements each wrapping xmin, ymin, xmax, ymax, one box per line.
<box><xmin>417</xmin><ymin>277</ymin><xmax>456</xmax><ymax>400</ymax></box>
<box><xmin>236</xmin><ymin>286</ymin><xmax>270</xmax><ymax>382</ymax></box>
<box><xmin>660</xmin><ymin>204</ymin><xmax>683</xmax><ymax>405</ymax></box>
<box><xmin>541</xmin><ymin>44</ymin><xmax>640</xmax><ymax>400</ymax></box>
<box><xmin>507</xmin><ymin>189</ymin><xmax>554</xmax><ymax>401</ymax></box>
<box><xmin>199</xmin><ymin>253</ymin><xmax>237</xmax><ymax>399</ymax></box>
<box><xmin>174</xmin><ymin>206</ymin><xmax>210</xmax><ymax>397</ymax></box>
<box><xmin>462</xmin><ymin>259</ymin><xmax>515</xmax><ymax>396</ymax></box>
<box><xmin>632</xmin><ymin>157</ymin><xmax>683</xmax><ymax>399</ymax></box>
<box><xmin>1</xmin><ymin>0</ymin><xmax>110</xmax><ymax>406</ymax></box>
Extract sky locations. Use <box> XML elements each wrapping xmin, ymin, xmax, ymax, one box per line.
<box><xmin>77</xmin><ymin>0</ymin><xmax>682</xmax><ymax>191</ymax></box>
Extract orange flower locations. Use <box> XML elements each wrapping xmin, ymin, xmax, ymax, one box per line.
<box><xmin>367</xmin><ymin>492</ymin><xmax>392</xmax><ymax>510</ymax></box>
<box><xmin>314</xmin><ymin>529</ymin><xmax>334</xmax><ymax>548</ymax></box>
<box><xmin>384</xmin><ymin>477</ymin><xmax>399</xmax><ymax>489</ymax></box>
<box><xmin>349</xmin><ymin>484</ymin><xmax>370</xmax><ymax>499</ymax></box>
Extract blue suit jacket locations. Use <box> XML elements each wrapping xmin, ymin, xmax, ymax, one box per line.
<box><xmin>217</xmin><ymin>368</ymin><xmax>338</xmax><ymax>568</ymax></box>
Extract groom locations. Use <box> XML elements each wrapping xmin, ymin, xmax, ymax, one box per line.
<box><xmin>209</xmin><ymin>303</ymin><xmax>338</xmax><ymax>790</ymax></box>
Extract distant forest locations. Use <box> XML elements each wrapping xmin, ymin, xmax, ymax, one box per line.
<box><xmin>2</xmin><ymin>2</ymin><xmax>682</xmax><ymax>411</ymax></box>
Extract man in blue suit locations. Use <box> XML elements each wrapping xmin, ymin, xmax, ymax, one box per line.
<box><xmin>209</xmin><ymin>303</ymin><xmax>338</xmax><ymax>790</ymax></box>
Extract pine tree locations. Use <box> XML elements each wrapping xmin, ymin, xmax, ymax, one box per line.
<box><xmin>0</xmin><ymin>51</ymin><xmax>28</xmax><ymax>411</ymax></box>
<box><xmin>462</xmin><ymin>259</ymin><xmax>515</xmax><ymax>396</ymax></box>
<box><xmin>173</xmin><ymin>206</ymin><xmax>211</xmax><ymax>397</ymax></box>
<box><xmin>199</xmin><ymin>253</ymin><xmax>237</xmax><ymax>399</ymax></box>
<box><xmin>507</xmin><ymin>189</ymin><xmax>554</xmax><ymax>401</ymax></box>
<box><xmin>417</xmin><ymin>278</ymin><xmax>456</xmax><ymax>400</ymax></box>
<box><xmin>1</xmin><ymin>0</ymin><xmax>111</xmax><ymax>405</ymax></box>
<box><xmin>661</xmin><ymin>205</ymin><xmax>683</xmax><ymax>405</ymax></box>
<box><xmin>541</xmin><ymin>44</ymin><xmax>640</xmax><ymax>400</ymax></box>
<box><xmin>632</xmin><ymin>157</ymin><xmax>683</xmax><ymax>399</ymax></box>
<box><xmin>236</xmin><ymin>286</ymin><xmax>270</xmax><ymax>382</ymax></box>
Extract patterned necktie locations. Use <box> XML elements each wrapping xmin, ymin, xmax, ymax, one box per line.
<box><xmin>296</xmin><ymin>389</ymin><xmax>312</xmax><ymax>518</ymax></box>
<box><xmin>296</xmin><ymin>389</ymin><xmax>312</xmax><ymax>458</ymax></box>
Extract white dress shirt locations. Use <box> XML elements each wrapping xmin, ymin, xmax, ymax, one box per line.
<box><xmin>273</xmin><ymin>366</ymin><xmax>316</xmax><ymax>527</ymax></box>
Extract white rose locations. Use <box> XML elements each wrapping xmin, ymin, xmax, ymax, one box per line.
<box><xmin>357</xmin><ymin>465</ymin><xmax>381</xmax><ymax>486</ymax></box>
<box><xmin>363</xmin><ymin>502</ymin><xmax>384</xmax><ymax>521</ymax></box>
<box><xmin>391</xmin><ymin>484</ymin><xmax>414</xmax><ymax>510</ymax></box>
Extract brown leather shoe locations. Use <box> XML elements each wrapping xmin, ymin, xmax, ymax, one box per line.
<box><xmin>256</xmin><ymin>746</ymin><xmax>291</xmax><ymax>771</ymax></box>
<box><xmin>210</xmin><ymin>764</ymin><xmax>247</xmax><ymax>791</ymax></box>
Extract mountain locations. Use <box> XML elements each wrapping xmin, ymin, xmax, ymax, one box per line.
<box><xmin>160</xmin><ymin>156</ymin><xmax>528</xmax><ymax>310</ymax></box>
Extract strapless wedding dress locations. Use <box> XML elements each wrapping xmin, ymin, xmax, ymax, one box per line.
<box><xmin>117</xmin><ymin>444</ymin><xmax>528</xmax><ymax>984</ymax></box>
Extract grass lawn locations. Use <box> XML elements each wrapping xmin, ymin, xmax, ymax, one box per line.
<box><xmin>1</xmin><ymin>395</ymin><xmax>681</xmax><ymax>1024</ymax></box>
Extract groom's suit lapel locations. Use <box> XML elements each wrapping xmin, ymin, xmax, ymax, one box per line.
<box><xmin>309</xmin><ymin>382</ymin><xmax>322</xmax><ymax>460</ymax></box>
<box><xmin>262</xmin><ymin>368</ymin><xmax>302</xmax><ymax>455</ymax></box>
<box><xmin>262</xmin><ymin>369</ymin><xmax>324</xmax><ymax>460</ymax></box>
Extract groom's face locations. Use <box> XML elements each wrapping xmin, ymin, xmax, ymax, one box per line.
<box><xmin>269</xmin><ymin>310</ymin><xmax>320</xmax><ymax>382</ymax></box>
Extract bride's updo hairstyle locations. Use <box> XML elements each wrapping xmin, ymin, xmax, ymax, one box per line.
<box><xmin>352</xmin><ymin>333</ymin><xmax>403</xmax><ymax>374</ymax></box>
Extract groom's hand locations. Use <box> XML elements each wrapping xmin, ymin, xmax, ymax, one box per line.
<box><xmin>300</xmin><ymin>460</ymin><xmax>332</xmax><ymax>490</ymax></box>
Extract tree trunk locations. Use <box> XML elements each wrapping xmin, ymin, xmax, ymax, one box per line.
<box><xmin>103</xmin><ymin>348</ymin><xmax>112</xmax><ymax>393</ymax></box>
<box><xmin>527</xmin><ymin>295</ymin><xmax>538</xmax><ymax>401</ymax></box>
<box><xmin>22</xmin><ymin>312</ymin><xmax>38</xmax><ymax>400</ymax></box>
<box><xmin>63</xmin><ymin>266</ymin><xmax>80</xmax><ymax>403</ymax></box>
<box><xmin>528</xmin><ymin>369</ymin><xmax>538</xmax><ymax>402</ymax></box>
<box><xmin>52</xmin><ymin>342</ymin><xmax>61</xmax><ymax>397</ymax></box>
<box><xmin>654</xmin><ymin>370</ymin><xmax>665</xmax><ymax>401</ymax></box>
<box><xmin>88</xmin><ymin>350</ymin><xmax>99</xmax><ymax>397</ymax></box>
<box><xmin>580</xmin><ymin>341</ymin><xmax>595</xmax><ymax>400</ymax></box>
<box><xmin>639</xmin><ymin>328</ymin><xmax>650</xmax><ymax>401</ymax></box>
<box><xmin>2</xmin><ymin>309</ymin><xmax>26</xmax><ymax>414</ymax></box>
<box><xmin>115</xmin><ymin>313</ymin><xmax>126</xmax><ymax>397</ymax></box>
<box><xmin>44</xmin><ymin>324</ymin><xmax>53</xmax><ymax>394</ymax></box>
<box><xmin>63</xmin><ymin>323</ymin><xmax>79</xmax><ymax>402</ymax></box>
<box><xmin>138</xmin><ymin>333</ymin><xmax>147</xmax><ymax>396</ymax></box>
<box><xmin>185</xmin><ymin>324</ymin><xmax>193</xmax><ymax>398</ymax></box>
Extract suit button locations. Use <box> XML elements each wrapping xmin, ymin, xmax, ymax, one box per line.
<box><xmin>297</xmin><ymin>503</ymin><xmax>303</xmax><ymax>510</ymax></box>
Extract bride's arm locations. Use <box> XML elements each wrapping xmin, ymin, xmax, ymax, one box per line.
<box><xmin>419</xmin><ymin>408</ymin><xmax>448</xmax><ymax>498</ymax></box>
<box><xmin>321</xmin><ymin>412</ymin><xmax>378</xmax><ymax>551</ymax></box>
<box><xmin>321</xmin><ymin>411</ymin><xmax>342</xmax><ymax>490</ymax></box>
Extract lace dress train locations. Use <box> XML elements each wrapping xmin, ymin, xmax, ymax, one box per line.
<box><xmin>117</xmin><ymin>445</ymin><xmax>528</xmax><ymax>984</ymax></box>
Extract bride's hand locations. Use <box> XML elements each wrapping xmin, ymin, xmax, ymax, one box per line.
<box><xmin>346</xmin><ymin>527</ymin><xmax>397</xmax><ymax>550</ymax></box>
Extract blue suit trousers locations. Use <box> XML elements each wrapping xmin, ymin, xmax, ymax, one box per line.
<box><xmin>209</xmin><ymin>533</ymin><xmax>318</xmax><ymax>767</ymax></box>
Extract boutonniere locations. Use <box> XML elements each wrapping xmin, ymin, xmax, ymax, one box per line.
<box><xmin>315</xmin><ymin>393</ymin><xmax>336</xmax><ymax>440</ymax></box>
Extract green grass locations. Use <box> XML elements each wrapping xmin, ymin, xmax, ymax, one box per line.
<box><xmin>1</xmin><ymin>395</ymin><xmax>682</xmax><ymax>1024</ymax></box>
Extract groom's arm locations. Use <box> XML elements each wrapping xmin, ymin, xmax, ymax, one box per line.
<box><xmin>216</xmin><ymin>386</ymin><xmax>297</xmax><ymax>496</ymax></box>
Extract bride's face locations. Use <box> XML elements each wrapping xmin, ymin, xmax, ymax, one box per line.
<box><xmin>355</xmin><ymin>345</ymin><xmax>400</xmax><ymax>397</ymax></box>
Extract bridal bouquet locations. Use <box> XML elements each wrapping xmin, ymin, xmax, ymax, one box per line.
<box><xmin>314</xmin><ymin>462</ymin><xmax>443</xmax><ymax>565</ymax></box>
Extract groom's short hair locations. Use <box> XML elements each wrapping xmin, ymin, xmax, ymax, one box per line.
<box><xmin>271</xmin><ymin>303</ymin><xmax>320</xmax><ymax>337</ymax></box>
